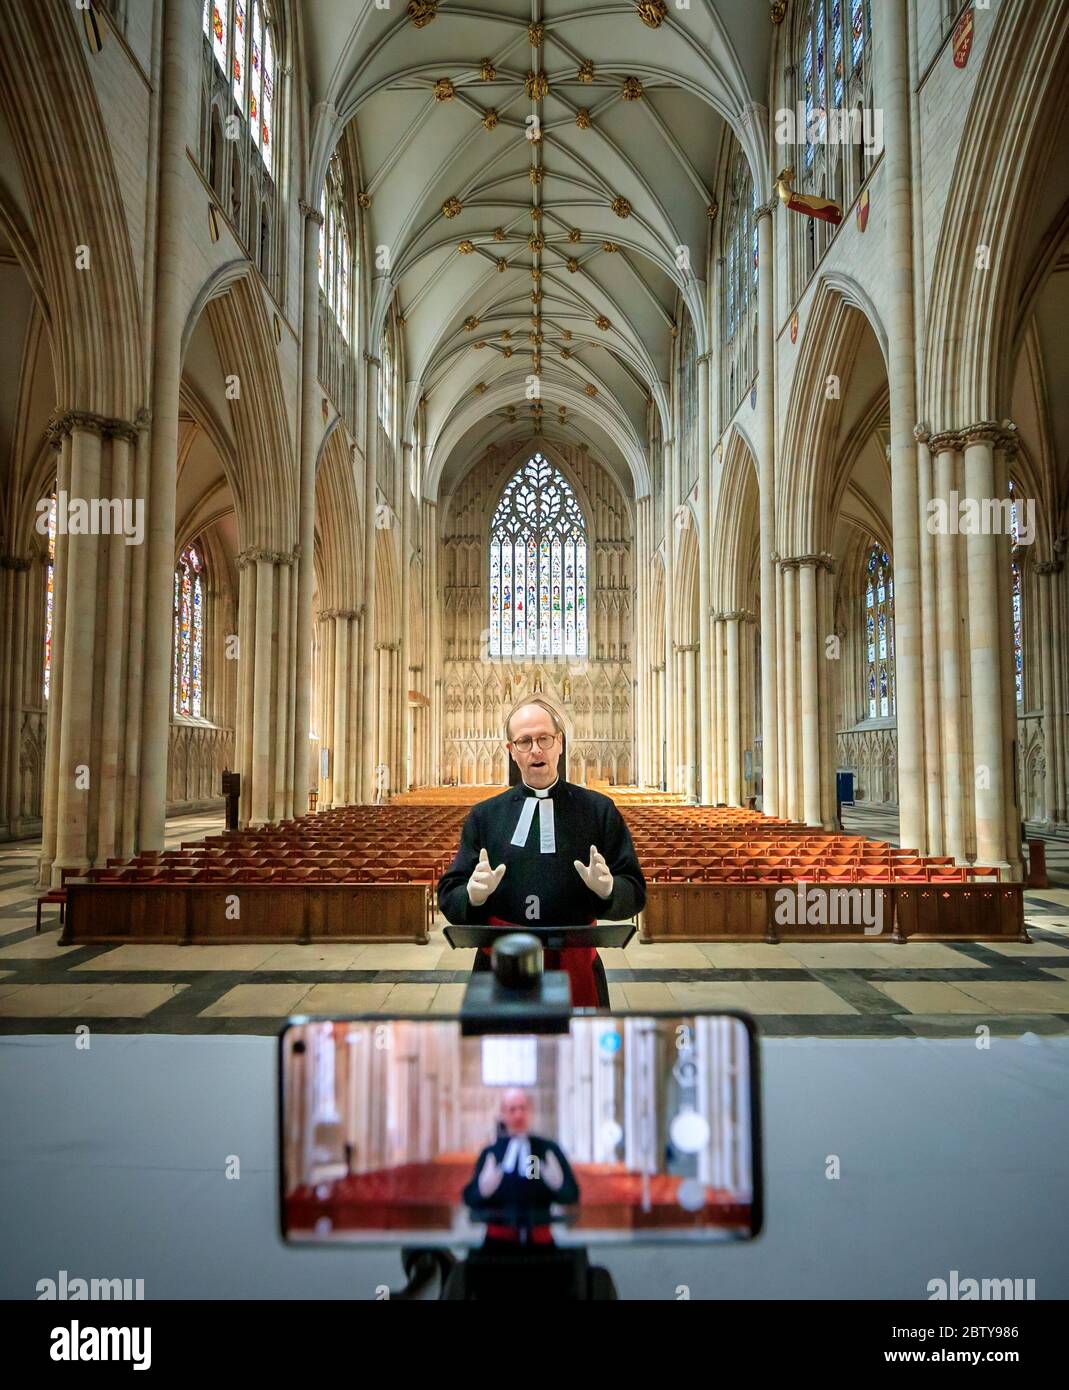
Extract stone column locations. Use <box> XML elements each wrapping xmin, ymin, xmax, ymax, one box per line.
<box><xmin>756</xmin><ymin>204</ymin><xmax>779</xmax><ymax>816</ymax></box>
<box><xmin>293</xmin><ymin>200</ymin><xmax>323</xmax><ymax>813</ymax></box>
<box><xmin>713</xmin><ymin>618</ymin><xmax>727</xmax><ymax>804</ymax></box>
<box><xmin>97</xmin><ymin>429</ymin><xmax>135</xmax><ymax>856</ymax></box>
<box><xmin>697</xmin><ymin>354</ymin><xmax>713</xmax><ymax>803</ymax></box>
<box><xmin>251</xmin><ymin>555</ymin><xmax>276</xmax><ymax>826</ymax></box>
<box><xmin>360</xmin><ymin>358</ymin><xmax>381</xmax><ymax>802</ymax></box>
<box><xmin>1035</xmin><ymin>562</ymin><xmax>1064</xmax><ymax>824</ymax></box>
<box><xmin>916</xmin><ymin>429</ymin><xmax>944</xmax><ymax>851</ymax></box>
<box><xmin>678</xmin><ymin>642</ymin><xmax>697</xmax><ymax>803</ymax></box>
<box><xmin>234</xmin><ymin>555</ymin><xmax>256</xmax><ymax>825</ymax></box>
<box><xmin>798</xmin><ymin>560</ymin><xmax>822</xmax><ymax>827</ymax></box>
<box><xmin>139</xmin><ymin>0</ymin><xmax>200</xmax><ymax>850</ymax></box>
<box><xmin>332</xmin><ymin>611</ymin><xmax>350</xmax><ymax>804</ymax></box>
<box><xmin>930</xmin><ymin>433</ymin><xmax>965</xmax><ymax>860</ymax></box>
<box><xmin>884</xmin><ymin>0</ymin><xmax>926</xmax><ymax>855</ymax></box>
<box><xmin>963</xmin><ymin>426</ymin><xmax>1010</xmax><ymax>867</ymax></box>
<box><xmin>55</xmin><ymin>422</ymin><xmax>103</xmax><ymax>873</ymax></box>
<box><xmin>663</xmin><ymin>437</ymin><xmax>677</xmax><ymax>792</ymax></box>
<box><xmin>273</xmin><ymin>552</ymin><xmax>294</xmax><ymax>819</ymax></box>
<box><xmin>781</xmin><ymin>561</ymin><xmax>799</xmax><ymax>822</ymax></box>
<box><xmin>40</xmin><ymin>431</ymin><xmax>71</xmax><ymax>882</ymax></box>
<box><xmin>400</xmin><ymin>440</ymin><xmax>414</xmax><ymax>789</ymax></box>
<box><xmin>775</xmin><ymin>560</ymin><xmax>788</xmax><ymax>814</ymax></box>
<box><xmin>122</xmin><ymin>425</ymin><xmax>151</xmax><ymax>858</ymax></box>
<box><xmin>725</xmin><ymin>616</ymin><xmax>741</xmax><ymax>805</ymax></box>
<box><xmin>0</xmin><ymin>558</ymin><xmax>31</xmax><ymax>838</ymax></box>
<box><xmin>317</xmin><ymin>612</ymin><xmax>335</xmax><ymax>806</ymax></box>
<box><xmin>993</xmin><ymin>436</ymin><xmax>1023</xmax><ymax>875</ymax></box>
<box><xmin>1050</xmin><ymin>565</ymin><xmax>1069</xmax><ymax>822</ymax></box>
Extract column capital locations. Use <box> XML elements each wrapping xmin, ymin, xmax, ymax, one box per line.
<box><xmin>778</xmin><ymin>551</ymin><xmax>835</xmax><ymax>573</ymax></box>
<box><xmin>364</xmin><ymin>352</ymin><xmax>382</xmax><ymax>368</ymax></box>
<box><xmin>962</xmin><ymin>420</ymin><xmax>1019</xmax><ymax>454</ymax></box>
<box><xmin>375</xmin><ymin>639</ymin><xmax>401</xmax><ymax>651</ymax></box>
<box><xmin>673</xmin><ymin>641</ymin><xmax>699</xmax><ymax>653</ymax></box>
<box><xmin>299</xmin><ymin>200</ymin><xmax>324</xmax><ymax>227</ymax></box>
<box><xmin>0</xmin><ymin>553</ymin><xmax>33</xmax><ymax>571</ymax></box>
<box><xmin>47</xmin><ymin>409</ymin><xmax>147</xmax><ymax>448</ymax></box>
<box><xmin>236</xmin><ymin>545</ymin><xmax>300</xmax><ymax>569</ymax></box>
<box><xmin>713</xmin><ymin>608</ymin><xmax>756</xmax><ymax>623</ymax></box>
<box><xmin>1034</xmin><ymin>560</ymin><xmax>1064</xmax><ymax>577</ymax></box>
<box><xmin>927</xmin><ymin>429</ymin><xmax>963</xmax><ymax>454</ymax></box>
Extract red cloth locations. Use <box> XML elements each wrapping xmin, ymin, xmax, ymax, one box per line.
<box><xmin>485</xmin><ymin>915</ymin><xmax>600</xmax><ymax>1007</ymax></box>
<box><xmin>484</xmin><ymin>1222</ymin><xmax>554</xmax><ymax>1245</ymax></box>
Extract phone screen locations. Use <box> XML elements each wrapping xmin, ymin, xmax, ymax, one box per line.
<box><xmin>280</xmin><ymin>1012</ymin><xmax>761</xmax><ymax>1246</ymax></box>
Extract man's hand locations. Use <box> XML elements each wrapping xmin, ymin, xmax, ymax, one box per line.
<box><xmin>467</xmin><ymin>846</ymin><xmax>506</xmax><ymax>907</ymax></box>
<box><xmin>477</xmin><ymin>1153</ymin><xmax>504</xmax><ymax>1198</ymax></box>
<box><xmin>542</xmin><ymin>1149</ymin><xmax>565</xmax><ymax>1191</ymax></box>
<box><xmin>574</xmin><ymin>843</ymin><xmax>613</xmax><ymax>900</ymax></box>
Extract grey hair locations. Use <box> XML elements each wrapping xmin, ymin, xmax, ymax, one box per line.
<box><xmin>504</xmin><ymin>697</ymin><xmax>564</xmax><ymax>742</ymax></box>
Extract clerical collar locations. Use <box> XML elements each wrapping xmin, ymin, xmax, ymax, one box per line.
<box><xmin>521</xmin><ymin>775</ymin><xmax>559</xmax><ymax>798</ymax></box>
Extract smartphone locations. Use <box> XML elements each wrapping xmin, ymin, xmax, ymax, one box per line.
<box><xmin>279</xmin><ymin>1011</ymin><xmax>762</xmax><ymax>1246</ymax></box>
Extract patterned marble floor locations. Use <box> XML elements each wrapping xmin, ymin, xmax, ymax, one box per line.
<box><xmin>2</xmin><ymin>811</ymin><xmax>1069</xmax><ymax>1037</ymax></box>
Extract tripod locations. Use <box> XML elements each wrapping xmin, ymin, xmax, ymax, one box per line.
<box><xmin>391</xmin><ymin>932</ymin><xmax>618</xmax><ymax>1301</ymax></box>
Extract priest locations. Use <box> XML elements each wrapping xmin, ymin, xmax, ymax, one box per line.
<box><xmin>437</xmin><ymin>698</ymin><xmax>646</xmax><ymax>1006</ymax></box>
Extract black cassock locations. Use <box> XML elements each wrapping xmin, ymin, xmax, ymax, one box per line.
<box><xmin>462</xmin><ymin>1133</ymin><xmax>580</xmax><ymax>1230</ymax></box>
<box><xmin>437</xmin><ymin>774</ymin><xmax>646</xmax><ymax>1006</ymax></box>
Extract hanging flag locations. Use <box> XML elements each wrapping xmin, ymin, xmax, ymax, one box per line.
<box><xmin>774</xmin><ymin>167</ymin><xmax>843</xmax><ymax>227</ymax></box>
<box><xmin>82</xmin><ymin>3</ymin><xmax>104</xmax><ymax>53</ymax></box>
<box><xmin>207</xmin><ymin>203</ymin><xmax>221</xmax><ymax>243</ymax></box>
<box><xmin>856</xmin><ymin>187</ymin><xmax>870</xmax><ymax>232</ymax></box>
<box><xmin>953</xmin><ymin>6</ymin><xmax>974</xmax><ymax>68</ymax></box>
<box><xmin>790</xmin><ymin>312</ymin><xmax>799</xmax><ymax>344</ymax></box>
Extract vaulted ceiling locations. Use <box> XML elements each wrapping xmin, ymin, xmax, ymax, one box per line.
<box><xmin>303</xmin><ymin>1</ymin><xmax>773</xmax><ymax>499</ymax></box>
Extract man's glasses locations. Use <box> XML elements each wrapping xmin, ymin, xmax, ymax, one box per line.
<box><xmin>511</xmin><ymin>734</ymin><xmax>559</xmax><ymax>752</ymax></box>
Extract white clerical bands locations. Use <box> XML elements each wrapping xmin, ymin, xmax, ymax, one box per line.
<box><xmin>510</xmin><ymin>789</ymin><xmax>556</xmax><ymax>854</ymax></box>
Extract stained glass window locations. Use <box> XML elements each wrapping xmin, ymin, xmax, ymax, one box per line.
<box><xmin>173</xmin><ymin>543</ymin><xmax>205</xmax><ymax>719</ymax></box>
<box><xmin>206</xmin><ymin>0</ymin><xmax>229</xmax><ymax>73</ymax></box>
<box><xmin>489</xmin><ymin>454</ymin><xmax>588</xmax><ymax>658</ymax></box>
<box><xmin>320</xmin><ymin>154</ymin><xmax>355</xmax><ymax>344</ymax></box>
<box><xmin>379</xmin><ymin>330</ymin><xmax>393</xmax><ymax>432</ymax></box>
<box><xmin>1012</xmin><ymin>560</ymin><xmax>1023</xmax><ymax>705</ymax></box>
<box><xmin>231</xmin><ymin>0</ymin><xmax>245</xmax><ymax>108</ymax></box>
<box><xmin>794</xmin><ymin>0</ymin><xmax>873</xmax><ymax>297</ymax></box>
<box><xmin>722</xmin><ymin>153</ymin><xmax>758</xmax><ymax>412</ymax></box>
<box><xmin>1009</xmin><ymin>479</ymin><xmax>1024</xmax><ymax>704</ymax></box>
<box><xmin>203</xmin><ymin>0</ymin><xmax>274</xmax><ymax>178</ymax></box>
<box><xmin>864</xmin><ymin>544</ymin><xmax>895</xmax><ymax>718</ymax></box>
<box><xmin>43</xmin><ymin>485</ymin><xmax>57</xmax><ymax>702</ymax></box>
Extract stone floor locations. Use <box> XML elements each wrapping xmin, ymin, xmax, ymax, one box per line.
<box><xmin>2</xmin><ymin>809</ymin><xmax>1069</xmax><ymax>1036</ymax></box>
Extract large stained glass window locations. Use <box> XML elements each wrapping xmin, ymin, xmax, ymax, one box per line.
<box><xmin>378</xmin><ymin>330</ymin><xmax>394</xmax><ymax>433</ymax></box>
<box><xmin>1009</xmin><ymin>478</ymin><xmax>1024</xmax><ymax>705</ymax></box>
<box><xmin>722</xmin><ymin>152</ymin><xmax>758</xmax><ymax>414</ymax></box>
<box><xmin>319</xmin><ymin>153</ymin><xmax>355</xmax><ymax>344</ymax></box>
<box><xmin>489</xmin><ymin>454</ymin><xmax>588</xmax><ymax>659</ymax></box>
<box><xmin>792</xmin><ymin>0</ymin><xmax>874</xmax><ymax>298</ymax></box>
<box><xmin>173</xmin><ymin>543</ymin><xmax>205</xmax><ymax>719</ymax></box>
<box><xmin>203</xmin><ymin>0</ymin><xmax>274</xmax><ymax>172</ymax></box>
<box><xmin>43</xmin><ymin>485</ymin><xmax>57</xmax><ymax>702</ymax></box>
<box><xmin>864</xmin><ymin>544</ymin><xmax>895</xmax><ymax>718</ymax></box>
